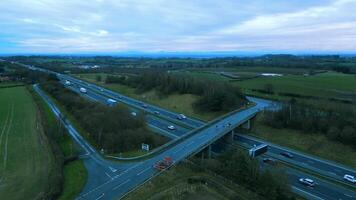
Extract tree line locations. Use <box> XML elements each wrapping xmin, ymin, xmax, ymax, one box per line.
<box><xmin>202</xmin><ymin>149</ymin><xmax>295</xmax><ymax>200</ymax></box>
<box><xmin>41</xmin><ymin>80</ymin><xmax>167</xmax><ymax>153</ymax></box>
<box><xmin>4</xmin><ymin>55</ymin><xmax>356</xmax><ymax>74</ymax></box>
<box><xmin>262</xmin><ymin>102</ymin><xmax>356</xmax><ymax>149</ymax></box>
<box><xmin>106</xmin><ymin>72</ymin><xmax>247</xmax><ymax>112</ymax></box>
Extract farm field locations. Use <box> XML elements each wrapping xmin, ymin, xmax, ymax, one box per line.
<box><xmin>0</xmin><ymin>86</ymin><xmax>55</xmax><ymax>199</ymax></box>
<box><xmin>234</xmin><ymin>72</ymin><xmax>356</xmax><ymax>101</ymax></box>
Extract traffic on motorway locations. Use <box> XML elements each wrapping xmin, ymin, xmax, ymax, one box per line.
<box><xmin>63</xmin><ymin>72</ymin><xmax>356</xmax><ymax>188</ymax></box>
<box><xmin>58</xmin><ymin>73</ymin><xmax>356</xmax><ymax>200</ymax></box>
<box><xmin>16</xmin><ymin>61</ymin><xmax>352</xmax><ymax>198</ymax></box>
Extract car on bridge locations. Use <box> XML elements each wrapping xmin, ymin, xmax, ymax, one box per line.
<box><xmin>154</xmin><ymin>156</ymin><xmax>173</xmax><ymax>171</ymax></box>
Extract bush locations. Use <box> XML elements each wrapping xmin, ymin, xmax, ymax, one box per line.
<box><xmin>262</xmin><ymin>102</ymin><xmax>356</xmax><ymax>149</ymax></box>
<box><xmin>205</xmin><ymin>149</ymin><xmax>293</xmax><ymax>200</ymax></box>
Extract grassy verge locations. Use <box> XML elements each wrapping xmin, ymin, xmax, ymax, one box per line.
<box><xmin>248</xmin><ymin>116</ymin><xmax>356</xmax><ymax>168</ymax></box>
<box><xmin>58</xmin><ymin>160</ymin><xmax>87</xmax><ymax>200</ymax></box>
<box><xmin>123</xmin><ymin>161</ymin><xmax>261</xmax><ymax>200</ymax></box>
<box><xmin>30</xmin><ymin>86</ymin><xmax>88</xmax><ymax>200</ymax></box>
<box><xmin>75</xmin><ymin>73</ymin><xmax>225</xmax><ymax>121</ymax></box>
<box><xmin>0</xmin><ymin>86</ymin><xmax>56</xmax><ymax>199</ymax></box>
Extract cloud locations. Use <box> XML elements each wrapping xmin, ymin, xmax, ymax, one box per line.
<box><xmin>0</xmin><ymin>0</ymin><xmax>356</xmax><ymax>53</ymax></box>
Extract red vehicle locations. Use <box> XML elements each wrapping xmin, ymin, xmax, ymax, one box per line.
<box><xmin>154</xmin><ymin>156</ymin><xmax>173</xmax><ymax>171</ymax></box>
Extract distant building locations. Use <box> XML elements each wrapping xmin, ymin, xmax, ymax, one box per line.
<box><xmin>261</xmin><ymin>73</ymin><xmax>283</xmax><ymax>77</ymax></box>
<box><xmin>78</xmin><ymin>65</ymin><xmax>101</xmax><ymax>69</ymax></box>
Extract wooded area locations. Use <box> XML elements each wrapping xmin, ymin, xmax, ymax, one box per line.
<box><xmin>40</xmin><ymin>80</ymin><xmax>167</xmax><ymax>153</ymax></box>
<box><xmin>106</xmin><ymin>72</ymin><xmax>247</xmax><ymax>112</ymax></box>
<box><xmin>203</xmin><ymin>150</ymin><xmax>294</xmax><ymax>200</ymax></box>
<box><xmin>262</xmin><ymin>102</ymin><xmax>356</xmax><ymax>149</ymax></box>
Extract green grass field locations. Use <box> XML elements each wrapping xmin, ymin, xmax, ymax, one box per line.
<box><xmin>58</xmin><ymin>160</ymin><xmax>87</xmax><ymax>200</ymax></box>
<box><xmin>247</xmin><ymin>116</ymin><xmax>356</xmax><ymax>168</ymax></box>
<box><xmin>0</xmin><ymin>86</ymin><xmax>55</xmax><ymax>199</ymax></box>
<box><xmin>123</xmin><ymin>161</ymin><xmax>261</xmax><ymax>200</ymax></box>
<box><xmin>76</xmin><ymin>73</ymin><xmax>224</xmax><ymax>121</ymax></box>
<box><xmin>234</xmin><ymin>72</ymin><xmax>356</xmax><ymax>101</ymax></box>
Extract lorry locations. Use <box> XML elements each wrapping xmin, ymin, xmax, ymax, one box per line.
<box><xmin>80</xmin><ymin>87</ymin><xmax>87</xmax><ymax>93</ymax></box>
<box><xmin>154</xmin><ymin>156</ymin><xmax>173</xmax><ymax>171</ymax></box>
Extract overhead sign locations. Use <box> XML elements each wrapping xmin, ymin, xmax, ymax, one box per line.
<box><xmin>249</xmin><ymin>144</ymin><xmax>268</xmax><ymax>158</ymax></box>
<box><xmin>141</xmin><ymin>143</ymin><xmax>150</xmax><ymax>151</ymax></box>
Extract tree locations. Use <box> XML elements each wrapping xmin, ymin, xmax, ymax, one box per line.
<box><xmin>264</xmin><ymin>83</ymin><xmax>275</xmax><ymax>94</ymax></box>
<box><xmin>96</xmin><ymin>75</ymin><xmax>102</xmax><ymax>82</ymax></box>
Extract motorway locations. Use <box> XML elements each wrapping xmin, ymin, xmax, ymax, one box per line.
<box><xmin>60</xmin><ymin>73</ymin><xmax>356</xmax><ymax>187</ymax></box>
<box><xmin>57</xmin><ymin>72</ymin><xmax>356</xmax><ymax>200</ymax></box>
<box><xmin>15</xmin><ymin>62</ymin><xmax>356</xmax><ymax>199</ymax></box>
<box><xmin>34</xmin><ymin>81</ymin><xmax>271</xmax><ymax>200</ymax></box>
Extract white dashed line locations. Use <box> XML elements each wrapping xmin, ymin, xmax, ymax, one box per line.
<box><xmin>137</xmin><ymin>167</ymin><xmax>151</xmax><ymax>176</ymax></box>
<box><xmin>113</xmin><ymin>179</ymin><xmax>131</xmax><ymax>190</ymax></box>
<box><xmin>95</xmin><ymin>193</ymin><xmax>105</xmax><ymax>200</ymax></box>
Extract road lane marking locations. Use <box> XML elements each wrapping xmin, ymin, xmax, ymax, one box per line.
<box><xmin>185</xmin><ymin>141</ymin><xmax>194</xmax><ymax>147</ymax></box>
<box><xmin>109</xmin><ymin>166</ymin><xmax>117</xmax><ymax>172</ymax></box>
<box><xmin>113</xmin><ymin>179</ymin><xmax>131</xmax><ymax>190</ymax></box>
<box><xmin>198</xmin><ymin>134</ymin><xmax>205</xmax><ymax>139</ymax></box>
<box><xmin>344</xmin><ymin>193</ymin><xmax>353</xmax><ymax>198</ymax></box>
<box><xmin>291</xmin><ymin>186</ymin><xmax>324</xmax><ymax>200</ymax></box>
<box><xmin>95</xmin><ymin>193</ymin><xmax>105</xmax><ymax>200</ymax></box>
<box><xmin>328</xmin><ymin>171</ymin><xmax>337</xmax><ymax>176</ymax></box>
<box><xmin>173</xmin><ymin>147</ymin><xmax>184</xmax><ymax>154</ymax></box>
<box><xmin>137</xmin><ymin>167</ymin><xmax>151</xmax><ymax>176</ymax></box>
<box><xmin>105</xmin><ymin>172</ymin><xmax>113</xmax><ymax>180</ymax></box>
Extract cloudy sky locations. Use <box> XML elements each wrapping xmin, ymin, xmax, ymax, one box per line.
<box><xmin>0</xmin><ymin>0</ymin><xmax>356</xmax><ymax>54</ymax></box>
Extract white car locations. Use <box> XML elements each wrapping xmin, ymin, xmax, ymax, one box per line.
<box><xmin>154</xmin><ymin>111</ymin><xmax>160</xmax><ymax>115</ymax></box>
<box><xmin>167</xmin><ymin>125</ymin><xmax>176</xmax><ymax>130</ymax></box>
<box><xmin>79</xmin><ymin>87</ymin><xmax>87</xmax><ymax>93</ymax></box>
<box><xmin>177</xmin><ymin>114</ymin><xmax>186</xmax><ymax>120</ymax></box>
<box><xmin>344</xmin><ymin>174</ymin><xmax>356</xmax><ymax>183</ymax></box>
<box><xmin>299</xmin><ymin>178</ymin><xmax>315</xmax><ymax>187</ymax></box>
<box><xmin>131</xmin><ymin>112</ymin><xmax>137</xmax><ymax>116</ymax></box>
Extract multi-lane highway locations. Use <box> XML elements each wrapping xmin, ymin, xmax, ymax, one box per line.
<box><xmin>60</xmin><ymin>72</ymin><xmax>356</xmax><ymax>188</ymax></box>
<box><xmin>15</xmin><ymin>61</ymin><xmax>356</xmax><ymax>199</ymax></box>
<box><xmin>56</xmin><ymin>71</ymin><xmax>356</xmax><ymax>199</ymax></box>
<box><xmin>34</xmin><ymin>81</ymin><xmax>272</xmax><ymax>200</ymax></box>
<box><xmin>236</xmin><ymin>134</ymin><xmax>356</xmax><ymax>188</ymax></box>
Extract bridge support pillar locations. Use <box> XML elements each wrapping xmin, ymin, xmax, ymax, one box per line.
<box><xmin>223</xmin><ymin>130</ymin><xmax>234</xmax><ymax>143</ymax></box>
<box><xmin>201</xmin><ymin>145</ymin><xmax>212</xmax><ymax>160</ymax></box>
<box><xmin>242</xmin><ymin>119</ymin><xmax>251</xmax><ymax>130</ymax></box>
